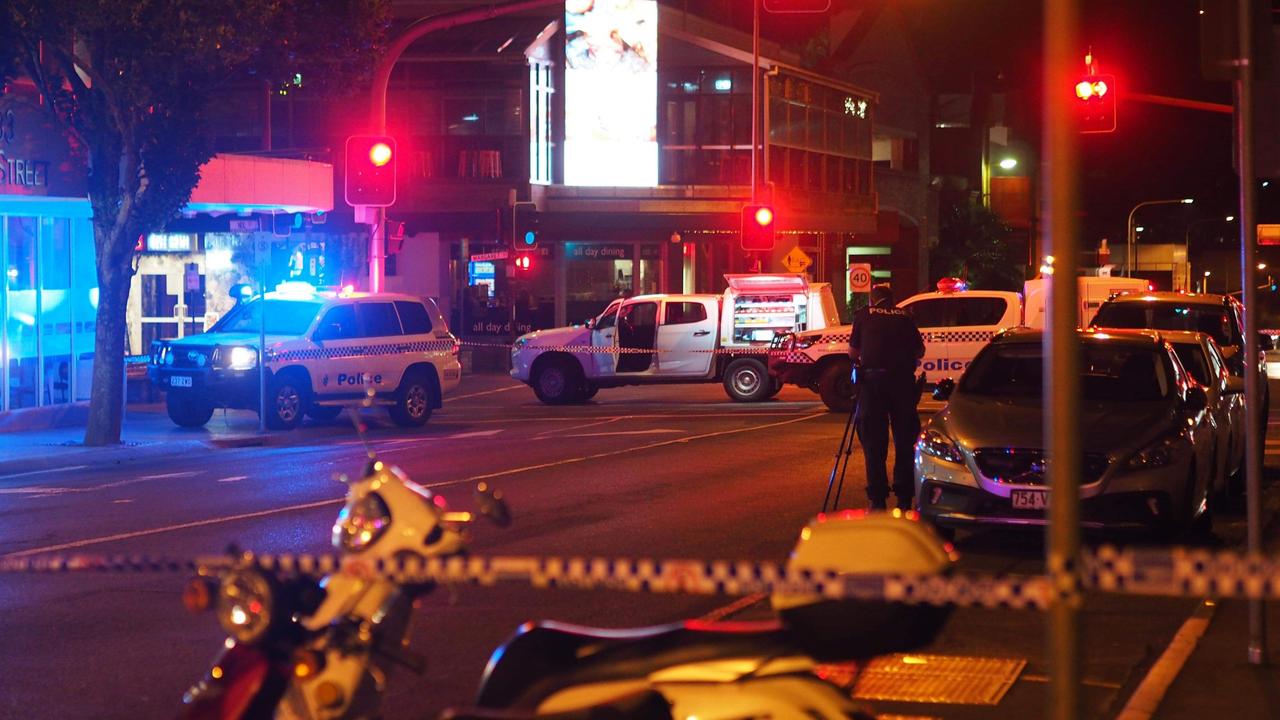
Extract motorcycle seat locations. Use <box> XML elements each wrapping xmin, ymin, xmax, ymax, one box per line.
<box><xmin>474</xmin><ymin>619</ymin><xmax>797</xmax><ymax>709</ymax></box>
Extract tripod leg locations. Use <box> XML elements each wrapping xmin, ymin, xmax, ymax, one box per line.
<box><xmin>822</xmin><ymin>395</ymin><xmax>858</xmax><ymax>512</ymax></box>
<box><xmin>830</xmin><ymin>393</ymin><xmax>859</xmax><ymax>511</ymax></box>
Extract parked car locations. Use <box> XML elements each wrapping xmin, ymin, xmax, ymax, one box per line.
<box><xmin>1160</xmin><ymin>330</ymin><xmax>1246</xmax><ymax>497</ymax></box>
<box><xmin>915</xmin><ymin>328</ymin><xmax>1216</xmax><ymax>539</ymax></box>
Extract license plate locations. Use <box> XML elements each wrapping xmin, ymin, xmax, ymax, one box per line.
<box><xmin>1010</xmin><ymin>489</ymin><xmax>1049</xmax><ymax>510</ymax></box>
<box><xmin>169</xmin><ymin>375</ymin><xmax>193</xmax><ymax>388</ymax></box>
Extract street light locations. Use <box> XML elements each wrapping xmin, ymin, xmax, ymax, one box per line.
<box><xmin>1203</xmin><ymin>270</ymin><xmax>1212</xmax><ymax>293</ymax></box>
<box><xmin>1127</xmin><ymin>198</ymin><xmax>1194</xmax><ymax>276</ymax></box>
<box><xmin>999</xmin><ymin>157</ymin><xmax>1019</xmax><ymax>170</ymax></box>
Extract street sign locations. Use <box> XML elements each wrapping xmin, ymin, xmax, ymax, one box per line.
<box><xmin>471</xmin><ymin>251</ymin><xmax>510</xmax><ymax>261</ymax></box>
<box><xmin>781</xmin><ymin>247</ymin><xmax>812</xmax><ymax>273</ymax></box>
<box><xmin>1259</xmin><ymin>224</ymin><xmax>1280</xmax><ymax>246</ymax></box>
<box><xmin>848</xmin><ymin>263</ymin><xmax>873</xmax><ymax>292</ymax></box>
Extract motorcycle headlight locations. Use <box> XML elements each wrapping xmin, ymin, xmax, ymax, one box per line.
<box><xmin>333</xmin><ymin>492</ymin><xmax>392</xmax><ymax>553</ymax></box>
<box><xmin>223</xmin><ymin>346</ymin><xmax>258</xmax><ymax>371</ymax></box>
<box><xmin>216</xmin><ymin>569</ymin><xmax>274</xmax><ymax>644</ymax></box>
<box><xmin>1127</xmin><ymin>433</ymin><xmax>1183</xmax><ymax>470</ymax></box>
<box><xmin>918</xmin><ymin>428</ymin><xmax>965</xmax><ymax>464</ymax></box>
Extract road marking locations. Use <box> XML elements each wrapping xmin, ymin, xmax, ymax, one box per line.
<box><xmin>139</xmin><ymin>471</ymin><xmax>200</xmax><ymax>481</ymax></box>
<box><xmin>216</xmin><ymin>476</ymin><xmax>248</xmax><ymax>483</ymax></box>
<box><xmin>445</xmin><ymin>385</ymin><xmax>524</xmax><ymax>402</ymax></box>
<box><xmin>5</xmin><ymin>412</ymin><xmax>826</xmax><ymax>556</ymax></box>
<box><xmin>0</xmin><ymin>465</ymin><xmax>89</xmax><ymax>481</ymax></box>
<box><xmin>1114</xmin><ymin>599</ymin><xmax>1216</xmax><ymax>720</ymax></box>
<box><xmin>112</xmin><ymin>499</ymin><xmax>134</xmax><ymax>504</ymax></box>
<box><xmin>1</xmin><ymin>498</ymin><xmax>344</xmax><ymax>558</ymax></box>
<box><xmin>446</xmin><ymin>430</ymin><xmax>506</xmax><ymax>440</ymax></box>
<box><xmin>535</xmin><ymin>417</ymin><xmax>622</xmax><ymax>438</ymax></box>
<box><xmin>0</xmin><ymin>470</ymin><xmax>201</xmax><ymax>497</ymax></box>
<box><xmin>562</xmin><ymin>428</ymin><xmax>685</xmax><ymax>438</ymax></box>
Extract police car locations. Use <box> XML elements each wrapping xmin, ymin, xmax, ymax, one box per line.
<box><xmin>148</xmin><ymin>283</ymin><xmax>461</xmax><ymax>430</ymax></box>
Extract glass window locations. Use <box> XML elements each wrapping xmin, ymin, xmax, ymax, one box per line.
<box><xmin>40</xmin><ymin>218</ymin><xmax>73</xmax><ymax>405</ymax></box>
<box><xmin>664</xmin><ymin>301</ymin><xmax>707</xmax><ymax>325</ymax></box>
<box><xmin>71</xmin><ymin>217</ymin><xmax>96</xmax><ymax>401</ymax></box>
<box><xmin>213</xmin><ymin>299</ymin><xmax>324</xmax><ymax>336</ymax></box>
<box><xmin>314</xmin><ymin>304</ymin><xmax>358</xmax><ymax>340</ymax></box>
<box><xmin>1171</xmin><ymin>342</ymin><xmax>1210</xmax><ymax>385</ymax></box>
<box><xmin>1092</xmin><ymin>302</ymin><xmax>1237</xmax><ymax>348</ymax></box>
<box><xmin>358</xmin><ymin>302</ymin><xmax>402</xmax><ymax>337</ymax></box>
<box><xmin>962</xmin><ymin>342</ymin><xmax>1172</xmax><ymax>402</ymax></box>
<box><xmin>953</xmin><ymin>297</ymin><xmax>1009</xmax><ymax>326</ymax></box>
<box><xmin>6</xmin><ymin>216</ymin><xmax>37</xmax><ymax>410</ymax></box>
<box><xmin>595</xmin><ymin>303</ymin><xmax>619</xmax><ymax>330</ymax></box>
<box><xmin>903</xmin><ymin>298</ymin><xmax>949</xmax><ymax>328</ymax></box>
<box><xmin>395</xmin><ymin>300</ymin><xmax>433</xmax><ymax>335</ymax></box>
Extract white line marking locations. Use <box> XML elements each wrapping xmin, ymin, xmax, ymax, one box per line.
<box><xmin>1114</xmin><ymin>600</ymin><xmax>1215</xmax><ymax>720</ymax></box>
<box><xmin>139</xmin><ymin>471</ymin><xmax>200</xmax><ymax>481</ymax></box>
<box><xmin>444</xmin><ymin>385</ymin><xmax>524</xmax><ymax>402</ymax></box>
<box><xmin>112</xmin><ymin>499</ymin><xmax>134</xmax><ymax>504</ymax></box>
<box><xmin>6</xmin><ymin>412</ymin><xmax>826</xmax><ymax>557</ymax></box>
<box><xmin>0</xmin><ymin>465</ymin><xmax>89</xmax><ymax>481</ymax></box>
<box><xmin>216</xmin><ymin>476</ymin><xmax>248</xmax><ymax>483</ymax></box>
<box><xmin>534</xmin><ymin>417</ymin><xmax>623</xmax><ymax>438</ymax></box>
<box><xmin>446</xmin><ymin>430</ymin><xmax>506</xmax><ymax>440</ymax></box>
<box><xmin>562</xmin><ymin>428</ymin><xmax>685</xmax><ymax>438</ymax></box>
<box><xmin>0</xmin><ymin>470</ymin><xmax>202</xmax><ymax>497</ymax></box>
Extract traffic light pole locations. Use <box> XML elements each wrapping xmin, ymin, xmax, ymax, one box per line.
<box><xmin>1234</xmin><ymin>0</ymin><xmax>1266</xmax><ymax>667</ymax></box>
<box><xmin>366</xmin><ymin>0</ymin><xmax>563</xmax><ymax>291</ymax></box>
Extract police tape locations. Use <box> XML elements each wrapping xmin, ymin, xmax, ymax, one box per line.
<box><xmin>459</xmin><ymin>339</ymin><xmax>794</xmax><ymax>356</ymax></box>
<box><xmin>6</xmin><ymin>545</ymin><xmax>1280</xmax><ymax>609</ymax></box>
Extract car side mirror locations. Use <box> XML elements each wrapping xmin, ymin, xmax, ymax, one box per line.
<box><xmin>1184</xmin><ymin>386</ymin><xmax>1208</xmax><ymax>414</ymax></box>
<box><xmin>1225</xmin><ymin>376</ymin><xmax>1246</xmax><ymax>395</ymax></box>
<box><xmin>585</xmin><ymin>317</ymin><xmax>596</xmax><ymax>329</ymax></box>
<box><xmin>1260</xmin><ymin>333</ymin><xmax>1275</xmax><ymax>351</ymax></box>
<box><xmin>932</xmin><ymin>378</ymin><xmax>956</xmax><ymax>402</ymax></box>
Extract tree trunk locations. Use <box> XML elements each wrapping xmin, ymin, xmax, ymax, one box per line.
<box><xmin>82</xmin><ymin>230</ymin><xmax>134</xmax><ymax>446</ymax></box>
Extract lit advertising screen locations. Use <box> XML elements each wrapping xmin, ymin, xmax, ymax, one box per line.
<box><xmin>564</xmin><ymin>0</ymin><xmax>657</xmax><ymax>186</ymax></box>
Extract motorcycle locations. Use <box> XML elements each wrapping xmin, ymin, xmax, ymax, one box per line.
<box><xmin>179</xmin><ymin>455</ymin><xmax>510</xmax><ymax>720</ymax></box>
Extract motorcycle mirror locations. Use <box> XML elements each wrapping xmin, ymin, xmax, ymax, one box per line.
<box><xmin>474</xmin><ymin>482</ymin><xmax>512</xmax><ymax>527</ymax></box>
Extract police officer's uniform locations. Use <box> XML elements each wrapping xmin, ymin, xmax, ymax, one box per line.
<box><xmin>849</xmin><ymin>288</ymin><xmax>925</xmax><ymax>510</ymax></box>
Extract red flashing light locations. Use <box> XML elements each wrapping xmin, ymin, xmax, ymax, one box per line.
<box><xmin>515</xmin><ymin>255</ymin><xmax>531</xmax><ymax>270</ymax></box>
<box><xmin>936</xmin><ymin>277</ymin><xmax>968</xmax><ymax>293</ymax></box>
<box><xmin>754</xmin><ymin>206</ymin><xmax>774</xmax><ymax>227</ymax></box>
<box><xmin>369</xmin><ymin>142</ymin><xmax>393</xmax><ymax>167</ymax></box>
<box><xmin>740</xmin><ymin>204</ymin><xmax>776</xmax><ymax>251</ymax></box>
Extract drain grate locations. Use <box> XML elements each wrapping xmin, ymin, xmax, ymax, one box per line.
<box><xmin>849</xmin><ymin>654</ymin><xmax>1026</xmax><ymax>705</ymax></box>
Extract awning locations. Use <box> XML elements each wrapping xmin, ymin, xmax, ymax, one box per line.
<box><xmin>185</xmin><ymin>154</ymin><xmax>333</xmax><ymax>215</ymax></box>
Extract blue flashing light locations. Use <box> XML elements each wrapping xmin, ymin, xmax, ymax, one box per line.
<box><xmin>523</xmin><ymin>231</ymin><xmax>536</xmax><ymax>246</ymax></box>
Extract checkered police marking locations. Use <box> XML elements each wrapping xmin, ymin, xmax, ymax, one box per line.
<box><xmin>925</xmin><ymin>330</ymin><xmax>995</xmax><ymax>344</ymax></box>
<box><xmin>270</xmin><ymin>339</ymin><xmax>455</xmax><ymax>364</ymax></box>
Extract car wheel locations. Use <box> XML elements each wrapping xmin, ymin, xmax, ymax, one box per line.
<box><xmin>723</xmin><ymin>358</ymin><xmax>771</xmax><ymax>402</ymax></box>
<box><xmin>166</xmin><ymin>393</ymin><xmax>213</xmax><ymax>428</ymax></box>
<box><xmin>764</xmin><ymin>377</ymin><xmax>784</xmax><ymax>399</ymax></box>
<box><xmin>265</xmin><ymin>374</ymin><xmax>308</xmax><ymax>430</ymax></box>
<box><xmin>390</xmin><ymin>372</ymin><xmax>434</xmax><ymax>427</ymax></box>
<box><xmin>532</xmin><ymin>358</ymin><xmax>583</xmax><ymax>405</ymax></box>
<box><xmin>307</xmin><ymin>404</ymin><xmax>343</xmax><ymax>423</ymax></box>
<box><xmin>818</xmin><ymin>360</ymin><xmax>854</xmax><ymax>413</ymax></box>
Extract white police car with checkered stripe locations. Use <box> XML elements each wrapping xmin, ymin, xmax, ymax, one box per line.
<box><xmin>771</xmin><ymin>279</ymin><xmax>1022</xmax><ymax>412</ymax></box>
<box><xmin>149</xmin><ymin>283</ymin><xmax>461</xmax><ymax>430</ymax></box>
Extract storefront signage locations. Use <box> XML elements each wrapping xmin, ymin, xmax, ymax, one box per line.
<box><xmin>471</xmin><ymin>250</ymin><xmax>510</xmax><ymax>261</ymax></box>
<box><xmin>565</xmin><ymin>243</ymin><xmax>661</xmax><ymax>260</ymax></box>
<box><xmin>0</xmin><ymin>97</ymin><xmax>88</xmax><ymax>198</ymax></box>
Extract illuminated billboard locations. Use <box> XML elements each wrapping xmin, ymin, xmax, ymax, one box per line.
<box><xmin>564</xmin><ymin>0</ymin><xmax>657</xmax><ymax>187</ymax></box>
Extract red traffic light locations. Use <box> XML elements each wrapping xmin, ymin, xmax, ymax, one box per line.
<box><xmin>754</xmin><ymin>206</ymin><xmax>774</xmax><ymax>227</ymax></box>
<box><xmin>369</xmin><ymin>142</ymin><xmax>393</xmax><ymax>167</ymax></box>
<box><xmin>1074</xmin><ymin>74</ymin><xmax>1116</xmax><ymax>134</ymax></box>
<box><xmin>741</xmin><ymin>204</ymin><xmax>776</xmax><ymax>251</ymax></box>
<box><xmin>515</xmin><ymin>255</ymin><xmax>532</xmax><ymax>270</ymax></box>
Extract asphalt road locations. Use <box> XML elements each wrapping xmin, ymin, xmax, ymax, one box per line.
<box><xmin>0</xmin><ymin>375</ymin><xmax>1276</xmax><ymax>719</ymax></box>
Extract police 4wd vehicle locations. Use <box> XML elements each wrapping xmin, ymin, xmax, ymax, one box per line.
<box><xmin>149</xmin><ymin>284</ymin><xmax>461</xmax><ymax>430</ymax></box>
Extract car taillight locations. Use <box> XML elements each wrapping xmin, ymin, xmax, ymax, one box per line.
<box><xmin>451</xmin><ymin>339</ymin><xmax>460</xmax><ymax>356</ymax></box>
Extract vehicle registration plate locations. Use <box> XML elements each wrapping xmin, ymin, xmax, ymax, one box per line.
<box><xmin>169</xmin><ymin>375</ymin><xmax>193</xmax><ymax>388</ymax></box>
<box><xmin>1010</xmin><ymin>489</ymin><xmax>1048</xmax><ymax>510</ymax></box>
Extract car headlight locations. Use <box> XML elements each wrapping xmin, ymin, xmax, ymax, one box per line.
<box><xmin>918</xmin><ymin>428</ymin><xmax>965</xmax><ymax>464</ymax></box>
<box><xmin>216</xmin><ymin>569</ymin><xmax>274</xmax><ymax>644</ymax></box>
<box><xmin>793</xmin><ymin>337</ymin><xmax>814</xmax><ymax>350</ymax></box>
<box><xmin>1127</xmin><ymin>433</ymin><xmax>1183</xmax><ymax>470</ymax></box>
<box><xmin>223</xmin><ymin>346</ymin><xmax>258</xmax><ymax>371</ymax></box>
<box><xmin>513</xmin><ymin>337</ymin><xmax>528</xmax><ymax>350</ymax></box>
<box><xmin>332</xmin><ymin>492</ymin><xmax>392</xmax><ymax>553</ymax></box>
<box><xmin>163</xmin><ymin>346</ymin><xmax>174</xmax><ymax>365</ymax></box>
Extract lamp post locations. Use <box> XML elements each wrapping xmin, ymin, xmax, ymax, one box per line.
<box><xmin>1126</xmin><ymin>198</ymin><xmax>1194</xmax><ymax>276</ymax></box>
<box><xmin>1185</xmin><ymin>215</ymin><xmax>1237</xmax><ymax>292</ymax></box>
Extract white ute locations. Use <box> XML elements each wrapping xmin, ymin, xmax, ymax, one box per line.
<box><xmin>771</xmin><ymin>275</ymin><xmax>1150</xmax><ymax>411</ymax></box>
<box><xmin>511</xmin><ymin>274</ymin><xmax>838</xmax><ymax>404</ymax></box>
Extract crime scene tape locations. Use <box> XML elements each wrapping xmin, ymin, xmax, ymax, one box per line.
<box><xmin>7</xmin><ymin>545</ymin><xmax>1280</xmax><ymax>609</ymax></box>
<box><xmin>460</xmin><ymin>339</ymin><xmax>792</xmax><ymax>356</ymax></box>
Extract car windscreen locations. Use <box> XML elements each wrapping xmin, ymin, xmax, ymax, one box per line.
<box><xmin>1170</xmin><ymin>342</ymin><xmax>1209</xmax><ymax>385</ymax></box>
<box><xmin>210</xmin><ymin>299</ymin><xmax>324</xmax><ymax>336</ymax></box>
<box><xmin>1092</xmin><ymin>302</ymin><xmax>1235</xmax><ymax>347</ymax></box>
<box><xmin>960</xmin><ymin>342</ymin><xmax>1172</xmax><ymax>402</ymax></box>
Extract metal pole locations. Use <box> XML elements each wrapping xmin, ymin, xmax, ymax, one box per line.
<box><xmin>1044</xmin><ymin>0</ymin><xmax>1082</xmax><ymax>717</ymax></box>
<box><xmin>1234</xmin><ymin>0</ymin><xmax>1266</xmax><ymax>666</ymax></box>
<box><xmin>258</xmin><ymin>239</ymin><xmax>267</xmax><ymax>434</ymax></box>
<box><xmin>751</xmin><ymin>0</ymin><xmax>759</xmax><ymax>203</ymax></box>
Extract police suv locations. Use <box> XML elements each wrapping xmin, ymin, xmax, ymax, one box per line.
<box><xmin>148</xmin><ymin>284</ymin><xmax>461</xmax><ymax>430</ymax></box>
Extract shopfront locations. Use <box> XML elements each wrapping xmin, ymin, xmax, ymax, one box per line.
<box><xmin>563</xmin><ymin>241</ymin><xmax>662</xmax><ymax>323</ymax></box>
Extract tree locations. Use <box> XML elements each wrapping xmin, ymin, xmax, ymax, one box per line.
<box><xmin>930</xmin><ymin>200</ymin><xmax>1025</xmax><ymax>291</ymax></box>
<box><xmin>0</xmin><ymin>0</ymin><xmax>386</xmax><ymax>445</ymax></box>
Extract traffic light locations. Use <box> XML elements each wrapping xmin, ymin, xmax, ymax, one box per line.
<box><xmin>1074</xmin><ymin>74</ymin><xmax>1116</xmax><ymax>134</ymax></box>
<box><xmin>512</xmin><ymin>202</ymin><xmax>539</xmax><ymax>250</ymax></box>
<box><xmin>513</xmin><ymin>254</ymin><xmax>533</xmax><ymax>274</ymax></box>
<box><xmin>344</xmin><ymin>135</ymin><xmax>397</xmax><ymax>207</ymax></box>
<box><xmin>741</xmin><ymin>204</ymin><xmax>776</xmax><ymax>251</ymax></box>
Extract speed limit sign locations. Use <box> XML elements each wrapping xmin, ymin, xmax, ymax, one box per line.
<box><xmin>848</xmin><ymin>263</ymin><xmax>873</xmax><ymax>293</ymax></box>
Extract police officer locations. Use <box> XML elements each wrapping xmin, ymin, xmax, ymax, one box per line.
<box><xmin>849</xmin><ymin>284</ymin><xmax>925</xmax><ymax>510</ymax></box>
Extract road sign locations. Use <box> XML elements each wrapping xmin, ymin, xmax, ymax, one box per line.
<box><xmin>781</xmin><ymin>247</ymin><xmax>812</xmax><ymax>273</ymax></box>
<box><xmin>848</xmin><ymin>263</ymin><xmax>873</xmax><ymax>292</ymax></box>
<box><xmin>1259</xmin><ymin>224</ymin><xmax>1280</xmax><ymax>246</ymax></box>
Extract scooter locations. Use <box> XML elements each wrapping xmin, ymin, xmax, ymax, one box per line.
<box><xmin>179</xmin><ymin>455</ymin><xmax>510</xmax><ymax>720</ymax></box>
<box><xmin>444</xmin><ymin>509</ymin><xmax>956</xmax><ymax>720</ymax></box>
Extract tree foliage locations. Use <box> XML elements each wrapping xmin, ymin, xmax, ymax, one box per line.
<box><xmin>930</xmin><ymin>201</ymin><xmax>1025</xmax><ymax>291</ymax></box>
<box><xmin>0</xmin><ymin>0</ymin><xmax>387</xmax><ymax>444</ymax></box>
